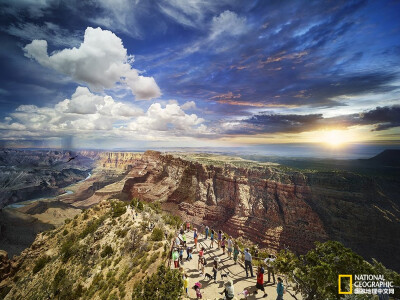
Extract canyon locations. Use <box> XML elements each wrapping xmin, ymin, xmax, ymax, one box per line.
<box><xmin>104</xmin><ymin>150</ymin><xmax>400</xmax><ymax>271</ymax></box>
<box><xmin>0</xmin><ymin>149</ymin><xmax>399</xmax><ymax>273</ymax></box>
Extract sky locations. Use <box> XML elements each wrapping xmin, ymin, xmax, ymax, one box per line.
<box><xmin>0</xmin><ymin>0</ymin><xmax>399</xmax><ymax>150</ymax></box>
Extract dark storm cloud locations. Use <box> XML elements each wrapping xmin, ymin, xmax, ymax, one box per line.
<box><xmin>225</xmin><ymin>105</ymin><xmax>400</xmax><ymax>135</ymax></box>
<box><xmin>360</xmin><ymin>105</ymin><xmax>400</xmax><ymax>131</ymax></box>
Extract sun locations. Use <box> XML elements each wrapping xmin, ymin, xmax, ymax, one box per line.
<box><xmin>320</xmin><ymin>130</ymin><xmax>349</xmax><ymax>147</ymax></box>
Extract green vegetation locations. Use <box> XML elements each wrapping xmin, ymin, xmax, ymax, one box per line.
<box><xmin>79</xmin><ymin>215</ymin><xmax>106</xmax><ymax>239</ymax></box>
<box><xmin>150</xmin><ymin>227</ymin><xmax>164</xmax><ymax>241</ymax></box>
<box><xmin>52</xmin><ymin>269</ymin><xmax>74</xmax><ymax>299</ymax></box>
<box><xmin>162</xmin><ymin>214</ymin><xmax>182</xmax><ymax>229</ymax></box>
<box><xmin>132</xmin><ymin>264</ymin><xmax>183</xmax><ymax>300</ymax></box>
<box><xmin>130</xmin><ymin>198</ymin><xmax>139</xmax><ymax>207</ymax></box>
<box><xmin>274</xmin><ymin>241</ymin><xmax>400</xmax><ymax>300</ymax></box>
<box><xmin>60</xmin><ymin>236</ymin><xmax>78</xmax><ymax>263</ymax></box>
<box><xmin>111</xmin><ymin>200</ymin><xmax>127</xmax><ymax>218</ymax></box>
<box><xmin>101</xmin><ymin>245</ymin><xmax>113</xmax><ymax>258</ymax></box>
<box><xmin>116</xmin><ymin>228</ymin><xmax>129</xmax><ymax>238</ymax></box>
<box><xmin>147</xmin><ymin>201</ymin><xmax>162</xmax><ymax>213</ymax></box>
<box><xmin>32</xmin><ymin>256</ymin><xmax>51</xmax><ymax>274</ymax></box>
<box><xmin>137</xmin><ymin>201</ymin><xmax>144</xmax><ymax>212</ymax></box>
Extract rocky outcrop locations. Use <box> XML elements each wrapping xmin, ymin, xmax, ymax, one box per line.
<box><xmin>0</xmin><ymin>149</ymin><xmax>96</xmax><ymax>208</ymax></box>
<box><xmin>113</xmin><ymin>151</ymin><xmax>327</xmax><ymax>253</ymax></box>
<box><xmin>102</xmin><ymin>151</ymin><xmax>399</xmax><ymax>271</ymax></box>
<box><xmin>0</xmin><ymin>251</ymin><xmax>18</xmax><ymax>282</ymax></box>
<box><xmin>100</xmin><ymin>152</ymin><xmax>142</xmax><ymax>170</ymax></box>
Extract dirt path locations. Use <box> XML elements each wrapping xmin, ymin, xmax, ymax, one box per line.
<box><xmin>172</xmin><ymin>231</ymin><xmax>300</xmax><ymax>300</ymax></box>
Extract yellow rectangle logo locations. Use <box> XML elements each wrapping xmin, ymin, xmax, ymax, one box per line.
<box><xmin>338</xmin><ymin>275</ymin><xmax>352</xmax><ymax>294</ymax></box>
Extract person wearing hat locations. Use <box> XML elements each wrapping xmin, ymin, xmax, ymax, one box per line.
<box><xmin>244</xmin><ymin>248</ymin><xmax>254</xmax><ymax>277</ymax></box>
<box><xmin>254</xmin><ymin>265</ymin><xmax>267</xmax><ymax>298</ymax></box>
<box><xmin>194</xmin><ymin>282</ymin><xmax>203</xmax><ymax>299</ymax></box>
<box><xmin>220</xmin><ymin>280</ymin><xmax>235</xmax><ymax>300</ymax></box>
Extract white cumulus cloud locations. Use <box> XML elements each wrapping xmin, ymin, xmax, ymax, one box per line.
<box><xmin>210</xmin><ymin>10</ymin><xmax>247</xmax><ymax>40</ymax></box>
<box><xmin>23</xmin><ymin>27</ymin><xmax>161</xmax><ymax>100</ymax></box>
<box><xmin>0</xmin><ymin>88</ymin><xmax>210</xmax><ymax>142</ymax></box>
<box><xmin>128</xmin><ymin>102</ymin><xmax>204</xmax><ymax>132</ymax></box>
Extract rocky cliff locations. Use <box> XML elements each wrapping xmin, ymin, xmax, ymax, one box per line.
<box><xmin>0</xmin><ymin>149</ymin><xmax>98</xmax><ymax>208</ymax></box>
<box><xmin>103</xmin><ymin>151</ymin><xmax>399</xmax><ymax>271</ymax></box>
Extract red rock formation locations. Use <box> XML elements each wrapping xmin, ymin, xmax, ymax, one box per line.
<box><xmin>97</xmin><ymin>150</ymin><xmax>400</xmax><ymax>271</ymax></box>
<box><xmin>103</xmin><ymin>151</ymin><xmax>328</xmax><ymax>254</ymax></box>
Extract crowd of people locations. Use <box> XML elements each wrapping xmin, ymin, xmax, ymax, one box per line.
<box><xmin>170</xmin><ymin>222</ymin><xmax>286</xmax><ymax>299</ymax></box>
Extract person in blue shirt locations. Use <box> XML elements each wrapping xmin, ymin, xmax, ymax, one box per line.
<box><xmin>244</xmin><ymin>248</ymin><xmax>254</xmax><ymax>277</ymax></box>
<box><xmin>276</xmin><ymin>277</ymin><xmax>284</xmax><ymax>300</ymax></box>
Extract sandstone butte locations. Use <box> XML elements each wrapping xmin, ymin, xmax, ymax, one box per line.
<box><xmin>98</xmin><ymin>150</ymin><xmax>399</xmax><ymax>271</ymax></box>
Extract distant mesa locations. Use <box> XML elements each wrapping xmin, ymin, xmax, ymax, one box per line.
<box><xmin>367</xmin><ymin>149</ymin><xmax>400</xmax><ymax>166</ymax></box>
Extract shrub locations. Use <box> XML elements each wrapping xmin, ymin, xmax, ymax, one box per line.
<box><xmin>62</xmin><ymin>229</ymin><xmax>69</xmax><ymax>236</ymax></box>
<box><xmin>32</xmin><ymin>256</ymin><xmax>51</xmax><ymax>274</ymax></box>
<box><xmin>162</xmin><ymin>214</ymin><xmax>182</xmax><ymax>229</ymax></box>
<box><xmin>60</xmin><ymin>238</ymin><xmax>77</xmax><ymax>263</ymax></box>
<box><xmin>101</xmin><ymin>245</ymin><xmax>113</xmax><ymax>258</ymax></box>
<box><xmin>147</xmin><ymin>201</ymin><xmax>161</xmax><ymax>213</ymax></box>
<box><xmin>111</xmin><ymin>200</ymin><xmax>127</xmax><ymax>218</ymax></box>
<box><xmin>150</xmin><ymin>227</ymin><xmax>164</xmax><ymax>241</ymax></box>
<box><xmin>116</xmin><ymin>228</ymin><xmax>128</xmax><ymax>238</ymax></box>
<box><xmin>79</xmin><ymin>216</ymin><xmax>106</xmax><ymax>239</ymax></box>
<box><xmin>137</xmin><ymin>201</ymin><xmax>144</xmax><ymax>212</ymax></box>
<box><xmin>132</xmin><ymin>264</ymin><xmax>183</xmax><ymax>300</ymax></box>
<box><xmin>275</xmin><ymin>241</ymin><xmax>374</xmax><ymax>300</ymax></box>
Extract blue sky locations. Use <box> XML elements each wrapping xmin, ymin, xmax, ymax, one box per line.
<box><xmin>0</xmin><ymin>0</ymin><xmax>399</xmax><ymax>149</ymax></box>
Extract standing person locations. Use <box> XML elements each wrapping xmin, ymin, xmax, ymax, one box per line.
<box><xmin>198</xmin><ymin>247</ymin><xmax>205</xmax><ymax>270</ymax></box>
<box><xmin>193</xmin><ymin>228</ymin><xmax>198</xmax><ymax>250</ymax></box>
<box><xmin>244</xmin><ymin>248</ymin><xmax>254</xmax><ymax>277</ymax></box>
<box><xmin>172</xmin><ymin>248</ymin><xmax>179</xmax><ymax>268</ymax></box>
<box><xmin>186</xmin><ymin>221</ymin><xmax>190</xmax><ymax>232</ymax></box>
<box><xmin>199</xmin><ymin>256</ymin><xmax>206</xmax><ymax>276</ymax></box>
<box><xmin>264</xmin><ymin>254</ymin><xmax>276</xmax><ymax>284</ymax></box>
<box><xmin>186</xmin><ymin>246</ymin><xmax>193</xmax><ymax>261</ymax></box>
<box><xmin>217</xmin><ymin>230</ymin><xmax>222</xmax><ymax>249</ymax></box>
<box><xmin>175</xmin><ymin>234</ymin><xmax>181</xmax><ymax>247</ymax></box>
<box><xmin>233</xmin><ymin>243</ymin><xmax>240</xmax><ymax>264</ymax></box>
<box><xmin>227</xmin><ymin>237</ymin><xmax>233</xmax><ymax>259</ymax></box>
<box><xmin>205</xmin><ymin>225</ymin><xmax>209</xmax><ymax>239</ymax></box>
<box><xmin>183</xmin><ymin>274</ymin><xmax>189</xmax><ymax>297</ymax></box>
<box><xmin>254</xmin><ymin>266</ymin><xmax>268</xmax><ymax>298</ymax></box>
<box><xmin>212</xmin><ymin>258</ymin><xmax>219</xmax><ymax>283</ymax></box>
<box><xmin>220</xmin><ymin>280</ymin><xmax>235</xmax><ymax>300</ymax></box>
<box><xmin>221</xmin><ymin>236</ymin><xmax>226</xmax><ymax>254</ymax></box>
<box><xmin>182</xmin><ymin>232</ymin><xmax>187</xmax><ymax>244</ymax></box>
<box><xmin>179</xmin><ymin>247</ymin><xmax>184</xmax><ymax>266</ymax></box>
<box><xmin>210</xmin><ymin>229</ymin><xmax>215</xmax><ymax>248</ymax></box>
<box><xmin>276</xmin><ymin>277</ymin><xmax>284</xmax><ymax>300</ymax></box>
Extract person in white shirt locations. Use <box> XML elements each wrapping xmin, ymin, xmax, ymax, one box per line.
<box><xmin>244</xmin><ymin>248</ymin><xmax>254</xmax><ymax>277</ymax></box>
<box><xmin>264</xmin><ymin>254</ymin><xmax>276</xmax><ymax>284</ymax></box>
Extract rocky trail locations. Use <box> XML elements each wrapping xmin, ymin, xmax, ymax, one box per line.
<box><xmin>170</xmin><ymin>231</ymin><xmax>299</xmax><ymax>300</ymax></box>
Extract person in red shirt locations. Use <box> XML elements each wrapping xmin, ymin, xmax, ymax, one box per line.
<box><xmin>198</xmin><ymin>247</ymin><xmax>205</xmax><ymax>270</ymax></box>
<box><xmin>254</xmin><ymin>266</ymin><xmax>267</xmax><ymax>297</ymax></box>
<box><xmin>186</xmin><ymin>222</ymin><xmax>190</xmax><ymax>232</ymax></box>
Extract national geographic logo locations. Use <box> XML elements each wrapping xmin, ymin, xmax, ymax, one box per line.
<box><xmin>338</xmin><ymin>274</ymin><xmax>394</xmax><ymax>295</ymax></box>
<box><xmin>338</xmin><ymin>275</ymin><xmax>352</xmax><ymax>294</ymax></box>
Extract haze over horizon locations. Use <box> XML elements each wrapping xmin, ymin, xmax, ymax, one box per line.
<box><xmin>1</xmin><ymin>0</ymin><xmax>400</xmax><ymax>151</ymax></box>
